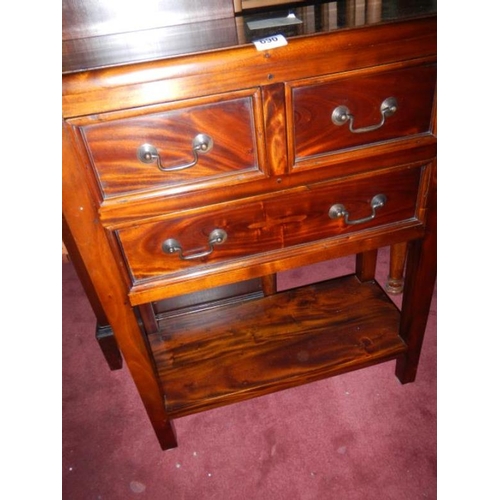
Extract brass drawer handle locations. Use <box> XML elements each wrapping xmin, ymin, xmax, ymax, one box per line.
<box><xmin>162</xmin><ymin>229</ymin><xmax>227</xmax><ymax>261</ymax></box>
<box><xmin>137</xmin><ymin>133</ymin><xmax>214</xmax><ymax>172</ymax></box>
<box><xmin>331</xmin><ymin>97</ymin><xmax>398</xmax><ymax>134</ymax></box>
<box><xmin>328</xmin><ymin>194</ymin><xmax>387</xmax><ymax>225</ymax></box>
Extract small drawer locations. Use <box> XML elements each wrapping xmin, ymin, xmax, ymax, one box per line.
<box><xmin>289</xmin><ymin>63</ymin><xmax>436</xmax><ymax>164</ymax></box>
<box><xmin>75</xmin><ymin>91</ymin><xmax>265</xmax><ymax>198</ymax></box>
<box><xmin>117</xmin><ymin>165</ymin><xmax>423</xmax><ymax>283</ymax></box>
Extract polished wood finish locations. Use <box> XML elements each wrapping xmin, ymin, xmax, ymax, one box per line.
<box><xmin>117</xmin><ymin>165</ymin><xmax>422</xmax><ymax>284</ymax></box>
<box><xmin>63</xmin><ymin>120</ymin><xmax>178</xmax><ymax>449</ymax></box>
<box><xmin>396</xmin><ymin>158</ymin><xmax>436</xmax><ymax>383</ymax></box>
<box><xmin>356</xmin><ymin>249</ymin><xmax>378</xmax><ymax>283</ymax></box>
<box><xmin>76</xmin><ymin>90</ymin><xmax>266</xmax><ymax>198</ymax></box>
<box><xmin>63</xmin><ymin>1</ymin><xmax>436</xmax><ymax>450</ymax></box>
<box><xmin>290</xmin><ymin>62</ymin><xmax>436</xmax><ymax>162</ymax></box>
<box><xmin>62</xmin><ymin>19</ymin><xmax>436</xmax><ymax>117</ymax></box>
<box><xmin>151</xmin><ymin>275</ymin><xmax>405</xmax><ymax>418</ymax></box>
<box><xmin>386</xmin><ymin>242</ymin><xmax>408</xmax><ymax>294</ymax></box>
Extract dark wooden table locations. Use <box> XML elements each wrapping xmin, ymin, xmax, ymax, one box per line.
<box><xmin>63</xmin><ymin>0</ymin><xmax>437</xmax><ymax>450</ymax></box>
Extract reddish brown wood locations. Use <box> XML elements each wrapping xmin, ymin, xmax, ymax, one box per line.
<box><xmin>386</xmin><ymin>242</ymin><xmax>408</xmax><ymax>294</ymax></box>
<box><xmin>262</xmin><ymin>83</ymin><xmax>288</xmax><ymax>176</ymax></box>
<box><xmin>356</xmin><ymin>249</ymin><xmax>378</xmax><ymax>282</ymax></box>
<box><xmin>137</xmin><ymin>304</ymin><xmax>160</xmax><ymax>335</ymax></box>
<box><xmin>62</xmin><ymin>18</ymin><xmax>437</xmax><ymax>118</ymax></box>
<box><xmin>396</xmin><ymin>160</ymin><xmax>437</xmax><ymax>383</ymax></box>
<box><xmin>117</xmin><ymin>165</ymin><xmax>422</xmax><ymax>284</ymax></box>
<box><xmin>291</xmin><ymin>63</ymin><xmax>436</xmax><ymax>162</ymax></box>
<box><xmin>261</xmin><ymin>274</ymin><xmax>277</xmax><ymax>295</ymax></box>
<box><xmin>129</xmin><ymin>223</ymin><xmax>426</xmax><ymax>306</ymax></box>
<box><xmin>63</xmin><ymin>120</ymin><xmax>177</xmax><ymax>450</ymax></box>
<box><xmin>95</xmin><ymin>135</ymin><xmax>436</xmax><ymax>227</ymax></box>
<box><xmin>73</xmin><ymin>90</ymin><xmax>265</xmax><ymax>199</ymax></box>
<box><xmin>150</xmin><ymin>275</ymin><xmax>405</xmax><ymax>418</ymax></box>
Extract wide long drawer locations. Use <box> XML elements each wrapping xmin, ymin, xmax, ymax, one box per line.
<box><xmin>117</xmin><ymin>165</ymin><xmax>423</xmax><ymax>284</ymax></box>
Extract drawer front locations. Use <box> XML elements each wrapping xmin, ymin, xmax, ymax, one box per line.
<box><xmin>290</xmin><ymin>63</ymin><xmax>436</xmax><ymax>164</ymax></box>
<box><xmin>117</xmin><ymin>166</ymin><xmax>422</xmax><ymax>283</ymax></box>
<box><xmin>77</xmin><ymin>92</ymin><xmax>265</xmax><ymax>198</ymax></box>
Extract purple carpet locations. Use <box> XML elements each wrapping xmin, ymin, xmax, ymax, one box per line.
<box><xmin>62</xmin><ymin>246</ymin><xmax>436</xmax><ymax>499</ymax></box>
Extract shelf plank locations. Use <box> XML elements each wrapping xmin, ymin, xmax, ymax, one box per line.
<box><xmin>150</xmin><ymin>275</ymin><xmax>406</xmax><ymax>418</ymax></box>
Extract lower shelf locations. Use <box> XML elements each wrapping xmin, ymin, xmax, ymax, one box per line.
<box><xmin>149</xmin><ymin>274</ymin><xmax>406</xmax><ymax>419</ymax></box>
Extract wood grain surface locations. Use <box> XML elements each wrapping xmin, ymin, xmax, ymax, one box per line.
<box><xmin>150</xmin><ymin>275</ymin><xmax>406</xmax><ymax>417</ymax></box>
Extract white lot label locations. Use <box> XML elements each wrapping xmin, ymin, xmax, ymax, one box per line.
<box><xmin>253</xmin><ymin>34</ymin><xmax>288</xmax><ymax>51</ymax></box>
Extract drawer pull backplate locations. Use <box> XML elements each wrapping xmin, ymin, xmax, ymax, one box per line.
<box><xmin>329</xmin><ymin>194</ymin><xmax>387</xmax><ymax>225</ymax></box>
<box><xmin>162</xmin><ymin>228</ymin><xmax>227</xmax><ymax>261</ymax></box>
<box><xmin>137</xmin><ymin>133</ymin><xmax>214</xmax><ymax>172</ymax></box>
<box><xmin>331</xmin><ymin>97</ymin><xmax>398</xmax><ymax>134</ymax></box>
